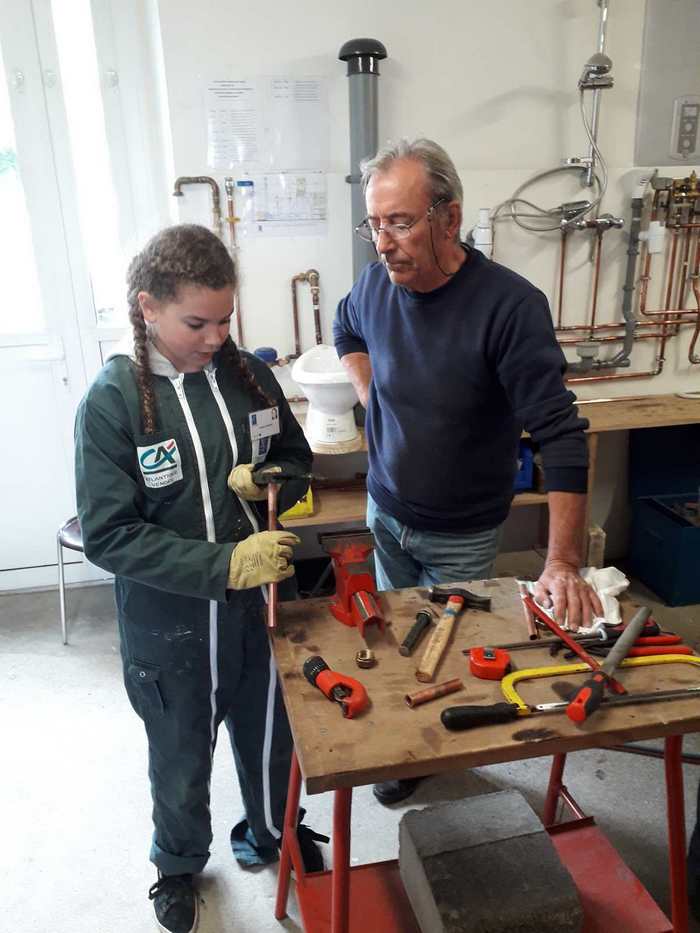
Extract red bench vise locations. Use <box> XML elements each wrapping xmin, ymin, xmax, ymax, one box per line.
<box><xmin>327</xmin><ymin>542</ymin><xmax>385</xmax><ymax>637</ymax></box>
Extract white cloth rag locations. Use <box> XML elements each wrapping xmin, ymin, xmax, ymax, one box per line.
<box><xmin>524</xmin><ymin>565</ymin><xmax>630</xmax><ymax>635</ymax></box>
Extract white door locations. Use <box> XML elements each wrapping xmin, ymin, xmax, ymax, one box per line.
<box><xmin>0</xmin><ymin>2</ymin><xmax>97</xmax><ymax>590</ymax></box>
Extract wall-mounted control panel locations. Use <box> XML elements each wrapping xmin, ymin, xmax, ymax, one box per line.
<box><xmin>635</xmin><ymin>0</ymin><xmax>700</xmax><ymax>166</ymax></box>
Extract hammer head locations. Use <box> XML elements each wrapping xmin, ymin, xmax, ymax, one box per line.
<box><xmin>427</xmin><ymin>585</ymin><xmax>492</xmax><ymax>612</ymax></box>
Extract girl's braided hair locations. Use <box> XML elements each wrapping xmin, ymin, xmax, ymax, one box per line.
<box><xmin>126</xmin><ymin>224</ymin><xmax>273</xmax><ymax>432</ymax></box>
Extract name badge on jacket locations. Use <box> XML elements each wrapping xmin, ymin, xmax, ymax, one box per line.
<box><xmin>249</xmin><ymin>407</ymin><xmax>280</xmax><ymax>464</ymax></box>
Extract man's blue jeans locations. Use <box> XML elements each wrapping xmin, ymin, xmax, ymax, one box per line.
<box><xmin>367</xmin><ymin>494</ymin><xmax>502</xmax><ymax>591</ymax></box>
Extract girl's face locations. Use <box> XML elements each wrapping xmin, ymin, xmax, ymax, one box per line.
<box><xmin>139</xmin><ymin>284</ymin><xmax>234</xmax><ymax>373</ymax></box>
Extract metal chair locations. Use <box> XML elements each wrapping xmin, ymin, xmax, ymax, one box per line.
<box><xmin>57</xmin><ymin>515</ymin><xmax>83</xmax><ymax>645</ymax></box>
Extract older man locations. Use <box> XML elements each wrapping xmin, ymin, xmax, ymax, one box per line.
<box><xmin>333</xmin><ymin>138</ymin><xmax>603</xmax><ymax>804</ymax></box>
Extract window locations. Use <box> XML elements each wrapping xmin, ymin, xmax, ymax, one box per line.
<box><xmin>0</xmin><ymin>40</ymin><xmax>45</xmax><ymax>334</ymax></box>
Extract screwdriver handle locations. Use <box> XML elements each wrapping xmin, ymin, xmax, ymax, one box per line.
<box><xmin>441</xmin><ymin>703</ymin><xmax>520</xmax><ymax>731</ymax></box>
<box><xmin>566</xmin><ymin>672</ymin><xmax>606</xmax><ymax>723</ymax></box>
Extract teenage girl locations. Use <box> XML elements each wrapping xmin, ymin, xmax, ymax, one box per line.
<box><xmin>75</xmin><ymin>224</ymin><xmax>323</xmax><ymax>933</ymax></box>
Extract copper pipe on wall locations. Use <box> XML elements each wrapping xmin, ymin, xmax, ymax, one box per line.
<box><xmin>663</xmin><ymin>227</ymin><xmax>681</xmax><ymax>314</ymax></box>
<box><xmin>558</xmin><ymin>332</ymin><xmax>676</xmax><ymax>345</ymax></box>
<box><xmin>173</xmin><ymin>176</ymin><xmax>223</xmax><ymax>238</ymax></box>
<box><xmin>687</xmin><ymin>236</ymin><xmax>700</xmax><ymax>363</ymax></box>
<box><xmin>290</xmin><ymin>270</ymin><xmax>323</xmax><ymax>358</ymax></box>
<box><xmin>682</xmin><ymin>232</ymin><xmax>699</xmax><ymax>308</ymax></box>
<box><xmin>675</xmin><ymin>226</ymin><xmax>694</xmax><ymax>311</ymax></box>
<box><xmin>557</xmin><ymin>321</ymin><xmax>683</xmax><ymax>332</ymax></box>
<box><xmin>689</xmin><ymin>309</ymin><xmax>700</xmax><ymax>364</ymax></box>
<box><xmin>307</xmin><ymin>270</ymin><xmax>322</xmax><ymax>345</ymax></box>
<box><xmin>567</xmin><ymin>367</ymin><xmax>662</xmax><ymax>385</ymax></box>
<box><xmin>290</xmin><ymin>277</ymin><xmax>302</xmax><ymax>358</ymax></box>
<box><xmin>224</xmin><ymin>178</ymin><xmax>244</xmax><ymax>348</ymax></box>
<box><xmin>556</xmin><ymin>229</ymin><xmax>568</xmax><ymax>328</ymax></box>
<box><xmin>556</xmin><ymin>216</ymin><xmax>624</xmax><ymax>372</ymax></box>
<box><xmin>588</xmin><ymin>230</ymin><xmax>604</xmax><ymax>338</ymax></box>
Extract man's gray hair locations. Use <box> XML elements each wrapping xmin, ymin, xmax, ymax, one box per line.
<box><xmin>360</xmin><ymin>138</ymin><xmax>463</xmax><ymax>206</ymax></box>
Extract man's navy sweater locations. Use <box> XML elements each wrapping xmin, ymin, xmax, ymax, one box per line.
<box><xmin>333</xmin><ymin>249</ymin><xmax>589</xmax><ymax>532</ymax></box>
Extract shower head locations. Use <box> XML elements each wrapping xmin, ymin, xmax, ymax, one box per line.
<box><xmin>578</xmin><ymin>53</ymin><xmax>613</xmax><ymax>90</ymax></box>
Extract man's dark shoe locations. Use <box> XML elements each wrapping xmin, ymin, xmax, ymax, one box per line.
<box><xmin>372</xmin><ymin>777</ymin><xmax>423</xmax><ymax>805</ymax></box>
<box><xmin>297</xmin><ymin>821</ymin><xmax>329</xmax><ymax>872</ymax></box>
<box><xmin>148</xmin><ymin>873</ymin><xmax>198</xmax><ymax>933</ymax></box>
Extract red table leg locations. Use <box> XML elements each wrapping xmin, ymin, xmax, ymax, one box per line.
<box><xmin>275</xmin><ymin>750</ymin><xmax>304</xmax><ymax>920</ymax></box>
<box><xmin>543</xmin><ymin>753</ymin><xmax>567</xmax><ymax>826</ymax></box>
<box><xmin>331</xmin><ymin>787</ymin><xmax>352</xmax><ymax>933</ymax></box>
<box><xmin>665</xmin><ymin>735</ymin><xmax>689</xmax><ymax>933</ymax></box>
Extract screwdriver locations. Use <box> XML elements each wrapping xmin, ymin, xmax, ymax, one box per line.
<box><xmin>441</xmin><ymin>686</ymin><xmax>700</xmax><ymax>731</ymax></box>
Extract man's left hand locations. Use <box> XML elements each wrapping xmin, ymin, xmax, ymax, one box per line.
<box><xmin>532</xmin><ymin>560</ymin><xmax>604</xmax><ymax>632</ymax></box>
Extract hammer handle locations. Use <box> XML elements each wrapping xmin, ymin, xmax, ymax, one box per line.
<box><xmin>267</xmin><ymin>483</ymin><xmax>278</xmax><ymax>630</ymax></box>
<box><xmin>415</xmin><ymin>596</ymin><xmax>464</xmax><ymax>683</ymax></box>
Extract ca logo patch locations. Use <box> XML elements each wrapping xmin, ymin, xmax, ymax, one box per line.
<box><xmin>137</xmin><ymin>438</ymin><xmax>183</xmax><ymax>489</ymax></box>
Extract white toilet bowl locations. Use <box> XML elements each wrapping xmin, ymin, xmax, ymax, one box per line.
<box><xmin>291</xmin><ymin>344</ymin><xmax>361</xmax><ymax>452</ymax></box>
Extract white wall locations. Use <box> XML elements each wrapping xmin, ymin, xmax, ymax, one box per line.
<box><xmin>150</xmin><ymin>0</ymin><xmax>699</xmax><ymax>555</ymax></box>
<box><xmin>152</xmin><ymin>0</ymin><xmax>698</xmax><ymax>393</ymax></box>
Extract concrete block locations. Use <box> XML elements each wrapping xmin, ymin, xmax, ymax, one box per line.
<box><xmin>399</xmin><ymin>789</ymin><xmax>583</xmax><ymax>933</ymax></box>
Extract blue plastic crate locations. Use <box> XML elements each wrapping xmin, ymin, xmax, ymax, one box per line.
<box><xmin>629</xmin><ymin>492</ymin><xmax>700</xmax><ymax>606</ymax></box>
<box><xmin>514</xmin><ymin>441</ymin><xmax>534</xmax><ymax>492</ymax></box>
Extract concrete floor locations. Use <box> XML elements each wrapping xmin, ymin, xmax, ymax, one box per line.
<box><xmin>2</xmin><ymin>552</ymin><xmax>700</xmax><ymax>933</ymax></box>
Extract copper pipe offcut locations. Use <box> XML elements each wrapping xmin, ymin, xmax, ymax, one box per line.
<box><xmin>517</xmin><ymin>581</ymin><xmax>539</xmax><ymax>639</ymax></box>
<box><xmin>405</xmin><ymin>678</ymin><xmax>463</xmax><ymax>708</ymax></box>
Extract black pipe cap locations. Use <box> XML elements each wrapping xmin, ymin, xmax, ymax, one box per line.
<box><xmin>338</xmin><ymin>38</ymin><xmax>387</xmax><ymax>75</ymax></box>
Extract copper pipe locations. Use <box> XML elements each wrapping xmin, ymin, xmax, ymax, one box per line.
<box><xmin>307</xmin><ymin>269</ymin><xmax>323</xmax><ymax>345</ymax></box>
<box><xmin>688</xmin><ymin>237</ymin><xmax>700</xmax><ymax>363</ymax></box>
<box><xmin>567</xmin><ymin>368</ymin><xmax>661</xmax><ymax>384</ymax></box>
<box><xmin>681</xmin><ymin>229</ymin><xmax>699</xmax><ymax>309</ymax></box>
<box><xmin>588</xmin><ymin>230</ymin><xmax>604</xmax><ymax>338</ymax></box>
<box><xmin>556</xmin><ymin>229</ymin><xmax>568</xmax><ymax>328</ymax></box>
<box><xmin>557</xmin><ymin>320</ymin><xmax>684</xmax><ymax>332</ymax></box>
<box><xmin>291</xmin><ymin>270</ymin><xmax>324</xmax><ymax>357</ymax></box>
<box><xmin>266</xmin><ymin>483</ymin><xmax>279</xmax><ymax>630</ymax></box>
<box><xmin>664</xmin><ymin>228</ymin><xmax>680</xmax><ymax>313</ymax></box>
<box><xmin>405</xmin><ymin>678</ymin><xmax>463</xmax><ymax>708</ymax></box>
<box><xmin>224</xmin><ymin>177</ymin><xmax>244</xmax><ymax>348</ymax></box>
<box><xmin>516</xmin><ymin>581</ymin><xmax>539</xmax><ymax>639</ymax></box>
<box><xmin>675</xmin><ymin>227</ymin><xmax>694</xmax><ymax>312</ymax></box>
<box><xmin>172</xmin><ymin>176</ymin><xmax>223</xmax><ymax>238</ymax></box>
<box><xmin>558</xmin><ymin>332</ymin><xmax>673</xmax><ymax>345</ymax></box>
<box><xmin>636</xmin><ymin>307</ymin><xmax>699</xmax><ymax>319</ymax></box>
<box><xmin>290</xmin><ymin>276</ymin><xmax>303</xmax><ymax>358</ymax></box>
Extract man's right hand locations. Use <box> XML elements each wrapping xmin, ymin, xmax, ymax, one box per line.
<box><xmin>227</xmin><ymin>531</ymin><xmax>301</xmax><ymax>590</ymax></box>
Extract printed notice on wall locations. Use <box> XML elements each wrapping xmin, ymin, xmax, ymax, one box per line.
<box><xmin>206</xmin><ymin>76</ymin><xmax>329</xmax><ymax>172</ymax></box>
<box><xmin>235</xmin><ymin>172</ymin><xmax>327</xmax><ymax>238</ymax></box>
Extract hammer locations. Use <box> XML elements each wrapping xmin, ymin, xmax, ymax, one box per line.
<box><xmin>428</xmin><ymin>584</ymin><xmax>492</xmax><ymax>612</ymax></box>
<box><xmin>416</xmin><ymin>585</ymin><xmax>492</xmax><ymax>683</ymax></box>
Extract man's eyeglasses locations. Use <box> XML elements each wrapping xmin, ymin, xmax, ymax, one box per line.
<box><xmin>354</xmin><ymin>199</ymin><xmax>446</xmax><ymax>243</ymax></box>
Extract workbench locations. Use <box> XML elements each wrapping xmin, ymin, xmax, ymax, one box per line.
<box><xmin>285</xmin><ymin>393</ymin><xmax>700</xmax><ymax>532</ymax></box>
<box><xmin>271</xmin><ymin>575</ymin><xmax>700</xmax><ymax>932</ymax></box>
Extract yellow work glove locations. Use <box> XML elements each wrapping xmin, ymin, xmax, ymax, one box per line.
<box><xmin>227</xmin><ymin>531</ymin><xmax>300</xmax><ymax>590</ymax></box>
<box><xmin>227</xmin><ymin>463</ymin><xmax>281</xmax><ymax>501</ymax></box>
